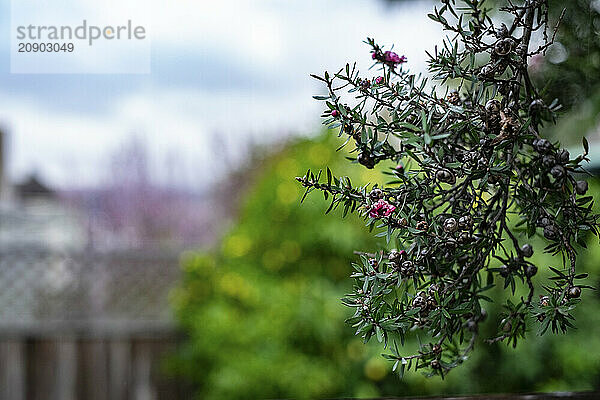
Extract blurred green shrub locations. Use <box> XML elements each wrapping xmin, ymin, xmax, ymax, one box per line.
<box><xmin>531</xmin><ymin>0</ymin><xmax>600</xmax><ymax>112</ymax></box>
<box><xmin>169</xmin><ymin>133</ymin><xmax>402</xmax><ymax>399</ymax></box>
<box><xmin>170</xmin><ymin>132</ymin><xmax>600</xmax><ymax>399</ymax></box>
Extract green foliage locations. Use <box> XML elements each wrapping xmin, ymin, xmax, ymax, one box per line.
<box><xmin>530</xmin><ymin>0</ymin><xmax>600</xmax><ymax>112</ymax></box>
<box><xmin>170</xmin><ymin>133</ymin><xmax>400</xmax><ymax>399</ymax></box>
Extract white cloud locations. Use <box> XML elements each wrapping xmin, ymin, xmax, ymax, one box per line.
<box><xmin>2</xmin><ymin>0</ymin><xmax>441</xmax><ymax>189</ymax></box>
<box><xmin>1</xmin><ymin>86</ymin><xmax>318</xmax><ymax>188</ymax></box>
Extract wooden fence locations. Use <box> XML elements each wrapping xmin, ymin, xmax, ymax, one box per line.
<box><xmin>0</xmin><ymin>323</ymin><xmax>191</xmax><ymax>400</ymax></box>
<box><xmin>0</xmin><ymin>247</ymin><xmax>192</xmax><ymax>400</ymax></box>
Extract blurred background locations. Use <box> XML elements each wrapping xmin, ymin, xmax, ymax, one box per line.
<box><xmin>0</xmin><ymin>0</ymin><xmax>599</xmax><ymax>399</ymax></box>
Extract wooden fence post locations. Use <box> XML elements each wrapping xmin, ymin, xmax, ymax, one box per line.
<box><xmin>0</xmin><ymin>339</ymin><xmax>25</xmax><ymax>400</ymax></box>
<box><xmin>133</xmin><ymin>340</ymin><xmax>157</xmax><ymax>400</ymax></box>
<box><xmin>55</xmin><ymin>338</ymin><xmax>77</xmax><ymax>400</ymax></box>
<box><xmin>109</xmin><ymin>339</ymin><xmax>132</xmax><ymax>400</ymax></box>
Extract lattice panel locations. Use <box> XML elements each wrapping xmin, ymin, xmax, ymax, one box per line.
<box><xmin>0</xmin><ymin>246</ymin><xmax>180</xmax><ymax>323</ymax></box>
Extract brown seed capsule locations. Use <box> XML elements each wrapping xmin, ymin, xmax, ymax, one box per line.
<box><xmin>416</xmin><ymin>220</ymin><xmax>429</xmax><ymax>231</ymax></box>
<box><xmin>359</xmin><ymin>78</ymin><xmax>371</xmax><ymax>91</ymax></box>
<box><xmin>533</xmin><ymin>138</ymin><xmax>552</xmax><ymax>154</ymax></box>
<box><xmin>542</xmin><ymin>155</ymin><xmax>556</xmax><ymax>168</ymax></box>
<box><xmin>502</xmin><ymin>321</ymin><xmax>512</xmax><ymax>332</ymax></box>
<box><xmin>388</xmin><ymin>250</ymin><xmax>402</xmax><ymax>265</ymax></box>
<box><xmin>520</xmin><ymin>244</ymin><xmax>533</xmax><ymax>258</ymax></box>
<box><xmin>435</xmin><ymin>169</ymin><xmax>456</xmax><ymax>185</ymax></box>
<box><xmin>543</xmin><ymin>225</ymin><xmax>558</xmax><ymax>240</ymax></box>
<box><xmin>447</xmin><ymin>91</ymin><xmax>461</xmax><ymax>105</ymax></box>
<box><xmin>525</xmin><ymin>265</ymin><xmax>538</xmax><ymax>278</ymax></box>
<box><xmin>432</xmin><ymin>344</ymin><xmax>442</xmax><ymax>354</ymax></box>
<box><xmin>443</xmin><ymin>217</ymin><xmax>458</xmax><ymax>233</ymax></box>
<box><xmin>567</xmin><ymin>286</ymin><xmax>581</xmax><ymax>299</ymax></box>
<box><xmin>575</xmin><ymin>181</ymin><xmax>588</xmax><ymax>195</ymax></box>
<box><xmin>426</xmin><ymin>296</ymin><xmax>437</xmax><ymax>309</ymax></box>
<box><xmin>537</xmin><ymin>216</ymin><xmax>550</xmax><ymax>227</ymax></box>
<box><xmin>358</xmin><ymin>152</ymin><xmax>375</xmax><ymax>169</ymax></box>
<box><xmin>539</xmin><ymin>295</ymin><xmax>550</xmax><ymax>307</ymax></box>
<box><xmin>369</xmin><ymin>188</ymin><xmax>383</xmax><ymax>201</ymax></box>
<box><xmin>479</xmin><ymin>64</ymin><xmax>495</xmax><ymax>79</ymax></box>
<box><xmin>428</xmin><ymin>284</ymin><xmax>441</xmax><ymax>296</ymax></box>
<box><xmin>494</xmin><ymin>38</ymin><xmax>514</xmax><ymax>56</ymax></box>
<box><xmin>528</xmin><ymin>99</ymin><xmax>545</xmax><ymax>115</ymax></box>
<box><xmin>485</xmin><ymin>99</ymin><xmax>501</xmax><ymax>114</ymax></box>
<box><xmin>400</xmin><ymin>260</ymin><xmax>415</xmax><ymax>277</ymax></box>
<box><xmin>430</xmin><ymin>359</ymin><xmax>441</xmax><ymax>370</ymax></box>
<box><xmin>550</xmin><ymin>165</ymin><xmax>565</xmax><ymax>179</ymax></box>
<box><xmin>458</xmin><ymin>215</ymin><xmax>473</xmax><ymax>230</ymax></box>
<box><xmin>498</xmin><ymin>109</ymin><xmax>518</xmax><ymax>138</ymax></box>
<box><xmin>557</xmin><ymin>149</ymin><xmax>570</xmax><ymax>164</ymax></box>
<box><xmin>457</xmin><ymin>232</ymin><xmax>472</xmax><ymax>244</ymax></box>
<box><xmin>398</xmin><ymin>217</ymin><xmax>408</xmax><ymax>227</ymax></box>
<box><xmin>412</xmin><ymin>295</ymin><xmax>427</xmax><ymax>309</ymax></box>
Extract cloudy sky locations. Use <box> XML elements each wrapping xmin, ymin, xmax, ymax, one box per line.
<box><xmin>0</xmin><ymin>0</ymin><xmax>440</xmax><ymax>190</ymax></box>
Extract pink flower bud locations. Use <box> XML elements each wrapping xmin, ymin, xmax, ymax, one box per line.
<box><xmin>375</xmin><ymin>76</ymin><xmax>384</xmax><ymax>84</ymax></box>
<box><xmin>331</xmin><ymin>110</ymin><xmax>339</xmax><ymax>117</ymax></box>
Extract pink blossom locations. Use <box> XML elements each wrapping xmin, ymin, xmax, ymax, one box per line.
<box><xmin>384</xmin><ymin>51</ymin><xmax>407</xmax><ymax>65</ymax></box>
<box><xmin>369</xmin><ymin>199</ymin><xmax>396</xmax><ymax>219</ymax></box>
<box><xmin>331</xmin><ymin>110</ymin><xmax>339</xmax><ymax>117</ymax></box>
<box><xmin>375</xmin><ymin>76</ymin><xmax>384</xmax><ymax>84</ymax></box>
